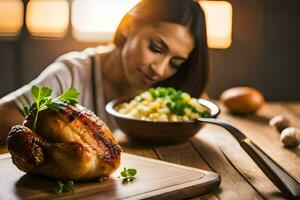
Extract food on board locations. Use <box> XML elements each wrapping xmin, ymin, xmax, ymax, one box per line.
<box><xmin>7</xmin><ymin>86</ymin><xmax>121</xmax><ymax>180</ymax></box>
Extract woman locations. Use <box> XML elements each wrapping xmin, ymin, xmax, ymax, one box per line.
<box><xmin>0</xmin><ymin>0</ymin><xmax>208</xmax><ymax>145</ymax></box>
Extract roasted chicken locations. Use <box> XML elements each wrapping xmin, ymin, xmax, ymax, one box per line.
<box><xmin>7</xmin><ymin>104</ymin><xmax>121</xmax><ymax>181</ymax></box>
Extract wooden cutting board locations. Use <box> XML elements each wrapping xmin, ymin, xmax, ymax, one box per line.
<box><xmin>0</xmin><ymin>153</ymin><xmax>220</xmax><ymax>200</ymax></box>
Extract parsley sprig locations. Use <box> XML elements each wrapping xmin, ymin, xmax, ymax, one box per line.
<box><xmin>23</xmin><ymin>85</ymin><xmax>80</xmax><ymax>130</ymax></box>
<box><xmin>149</xmin><ymin>87</ymin><xmax>210</xmax><ymax>117</ymax></box>
<box><xmin>54</xmin><ymin>180</ymin><xmax>75</xmax><ymax>194</ymax></box>
<box><xmin>119</xmin><ymin>167</ymin><xmax>137</xmax><ymax>183</ymax></box>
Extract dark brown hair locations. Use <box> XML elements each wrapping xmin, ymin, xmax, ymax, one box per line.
<box><xmin>114</xmin><ymin>0</ymin><xmax>208</xmax><ymax>97</ymax></box>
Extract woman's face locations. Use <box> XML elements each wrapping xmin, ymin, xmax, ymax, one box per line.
<box><xmin>121</xmin><ymin>22</ymin><xmax>195</xmax><ymax>89</ymax></box>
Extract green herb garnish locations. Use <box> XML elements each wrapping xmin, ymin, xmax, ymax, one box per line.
<box><xmin>23</xmin><ymin>85</ymin><xmax>80</xmax><ymax>130</ymax></box>
<box><xmin>54</xmin><ymin>180</ymin><xmax>75</xmax><ymax>194</ymax></box>
<box><xmin>150</xmin><ymin>87</ymin><xmax>210</xmax><ymax>117</ymax></box>
<box><xmin>119</xmin><ymin>167</ymin><xmax>137</xmax><ymax>183</ymax></box>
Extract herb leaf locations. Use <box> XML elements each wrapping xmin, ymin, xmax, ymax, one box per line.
<box><xmin>126</xmin><ymin>168</ymin><xmax>137</xmax><ymax>176</ymax></box>
<box><xmin>120</xmin><ymin>169</ymin><xmax>127</xmax><ymax>177</ymax></box>
<box><xmin>23</xmin><ymin>106</ymin><xmax>30</xmax><ymax>117</ymax></box>
<box><xmin>64</xmin><ymin>180</ymin><xmax>75</xmax><ymax>192</ymax></box>
<box><xmin>54</xmin><ymin>180</ymin><xmax>75</xmax><ymax>194</ymax></box>
<box><xmin>24</xmin><ymin>85</ymin><xmax>80</xmax><ymax>130</ymax></box>
<box><xmin>56</xmin><ymin>88</ymin><xmax>80</xmax><ymax>104</ymax></box>
<box><xmin>31</xmin><ymin>86</ymin><xmax>52</xmax><ymax>107</ymax></box>
<box><xmin>149</xmin><ymin>87</ymin><xmax>211</xmax><ymax>118</ymax></box>
<box><xmin>119</xmin><ymin>167</ymin><xmax>137</xmax><ymax>183</ymax></box>
<box><xmin>54</xmin><ymin>181</ymin><xmax>64</xmax><ymax>194</ymax></box>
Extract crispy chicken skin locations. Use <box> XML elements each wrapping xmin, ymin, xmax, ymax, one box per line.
<box><xmin>7</xmin><ymin>104</ymin><xmax>121</xmax><ymax>181</ymax></box>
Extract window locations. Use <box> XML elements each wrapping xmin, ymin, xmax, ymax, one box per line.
<box><xmin>26</xmin><ymin>0</ymin><xmax>69</xmax><ymax>37</ymax></box>
<box><xmin>71</xmin><ymin>0</ymin><xmax>140</xmax><ymax>42</ymax></box>
<box><xmin>199</xmin><ymin>1</ymin><xmax>232</xmax><ymax>49</ymax></box>
<box><xmin>0</xmin><ymin>0</ymin><xmax>23</xmax><ymax>37</ymax></box>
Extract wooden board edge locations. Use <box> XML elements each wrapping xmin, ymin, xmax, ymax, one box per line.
<box><xmin>1</xmin><ymin>152</ymin><xmax>221</xmax><ymax>200</ymax></box>
<box><xmin>123</xmin><ymin>173</ymin><xmax>221</xmax><ymax>200</ymax></box>
<box><xmin>122</xmin><ymin>152</ymin><xmax>219</xmax><ymax>176</ymax></box>
<box><xmin>120</xmin><ymin>153</ymin><xmax>221</xmax><ymax>199</ymax></box>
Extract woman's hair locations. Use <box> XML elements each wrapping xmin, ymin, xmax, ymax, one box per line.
<box><xmin>114</xmin><ymin>0</ymin><xmax>208</xmax><ymax>97</ymax></box>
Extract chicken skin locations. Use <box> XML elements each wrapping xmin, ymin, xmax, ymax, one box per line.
<box><xmin>7</xmin><ymin>104</ymin><xmax>121</xmax><ymax>181</ymax></box>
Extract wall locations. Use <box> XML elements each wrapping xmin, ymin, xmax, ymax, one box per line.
<box><xmin>0</xmin><ymin>0</ymin><xmax>299</xmax><ymax>101</ymax></box>
<box><xmin>207</xmin><ymin>0</ymin><xmax>300</xmax><ymax>101</ymax></box>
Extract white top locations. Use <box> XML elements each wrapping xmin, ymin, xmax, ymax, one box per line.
<box><xmin>2</xmin><ymin>45</ymin><xmax>115</xmax><ymax>128</ymax></box>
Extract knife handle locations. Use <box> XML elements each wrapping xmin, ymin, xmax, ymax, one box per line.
<box><xmin>241</xmin><ymin>138</ymin><xmax>300</xmax><ymax>199</ymax></box>
<box><xmin>197</xmin><ymin>118</ymin><xmax>300</xmax><ymax>199</ymax></box>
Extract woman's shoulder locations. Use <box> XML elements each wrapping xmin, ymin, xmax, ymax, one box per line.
<box><xmin>48</xmin><ymin>44</ymin><xmax>115</xmax><ymax>83</ymax></box>
<box><xmin>55</xmin><ymin>44</ymin><xmax>115</xmax><ymax>64</ymax></box>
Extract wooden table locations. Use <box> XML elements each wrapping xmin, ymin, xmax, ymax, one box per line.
<box><xmin>114</xmin><ymin>102</ymin><xmax>300</xmax><ymax>200</ymax></box>
<box><xmin>0</xmin><ymin>102</ymin><xmax>299</xmax><ymax>199</ymax></box>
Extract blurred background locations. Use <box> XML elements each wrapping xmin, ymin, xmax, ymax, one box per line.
<box><xmin>0</xmin><ymin>0</ymin><xmax>299</xmax><ymax>101</ymax></box>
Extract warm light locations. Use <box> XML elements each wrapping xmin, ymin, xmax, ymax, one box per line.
<box><xmin>72</xmin><ymin>0</ymin><xmax>140</xmax><ymax>42</ymax></box>
<box><xmin>26</xmin><ymin>0</ymin><xmax>69</xmax><ymax>37</ymax></box>
<box><xmin>199</xmin><ymin>1</ymin><xmax>232</xmax><ymax>49</ymax></box>
<box><xmin>0</xmin><ymin>0</ymin><xmax>23</xmax><ymax>36</ymax></box>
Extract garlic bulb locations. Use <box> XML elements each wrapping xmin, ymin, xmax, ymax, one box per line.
<box><xmin>280</xmin><ymin>127</ymin><xmax>300</xmax><ymax>147</ymax></box>
<box><xmin>269</xmin><ymin>115</ymin><xmax>290</xmax><ymax>132</ymax></box>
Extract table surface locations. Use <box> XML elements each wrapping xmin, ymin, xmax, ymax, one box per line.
<box><xmin>1</xmin><ymin>102</ymin><xmax>299</xmax><ymax>200</ymax></box>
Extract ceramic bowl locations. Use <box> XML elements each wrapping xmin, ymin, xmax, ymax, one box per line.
<box><xmin>106</xmin><ymin>98</ymin><xmax>220</xmax><ymax>144</ymax></box>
